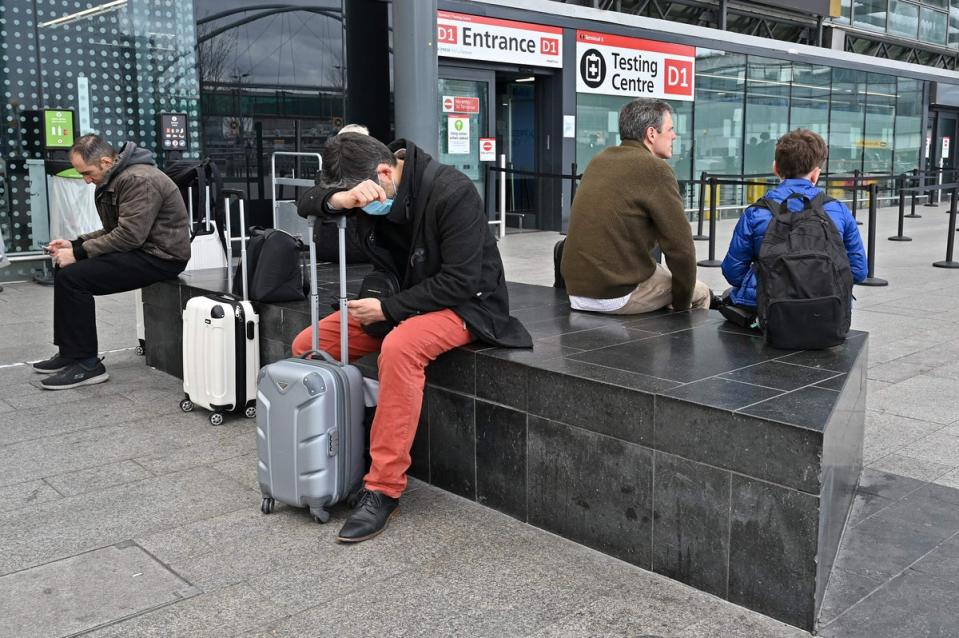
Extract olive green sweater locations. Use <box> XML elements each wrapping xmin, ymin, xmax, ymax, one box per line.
<box><xmin>561</xmin><ymin>140</ymin><xmax>697</xmax><ymax>311</ymax></box>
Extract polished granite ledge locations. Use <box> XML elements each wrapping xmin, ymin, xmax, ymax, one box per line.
<box><xmin>142</xmin><ymin>266</ymin><xmax>867</xmax><ymax>632</ymax></box>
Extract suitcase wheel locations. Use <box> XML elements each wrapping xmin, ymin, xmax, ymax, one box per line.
<box><xmin>244</xmin><ymin>406</ymin><xmax>256</xmax><ymax>419</ymax></box>
<box><xmin>179</xmin><ymin>399</ymin><xmax>194</xmax><ymax>413</ymax></box>
<box><xmin>261</xmin><ymin>497</ymin><xmax>275</xmax><ymax>515</ymax></box>
<box><xmin>135</xmin><ymin>345</ymin><xmax>145</xmax><ymax>356</ymax></box>
<box><xmin>209</xmin><ymin>412</ymin><xmax>224</xmax><ymax>426</ymax></box>
<box><xmin>311</xmin><ymin>508</ymin><xmax>330</xmax><ymax>524</ymax></box>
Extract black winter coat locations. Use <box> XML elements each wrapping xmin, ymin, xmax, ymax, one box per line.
<box><xmin>297</xmin><ymin>139</ymin><xmax>532</xmax><ymax>349</ymax></box>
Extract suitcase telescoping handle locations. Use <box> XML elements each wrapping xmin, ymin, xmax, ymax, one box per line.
<box><xmin>222</xmin><ymin>189</ymin><xmax>250</xmax><ymax>302</ymax></box>
<box><xmin>304</xmin><ymin>214</ymin><xmax>349</xmax><ymax>366</ymax></box>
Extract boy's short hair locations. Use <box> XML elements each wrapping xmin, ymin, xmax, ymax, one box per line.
<box><xmin>775</xmin><ymin>129</ymin><xmax>828</xmax><ymax>179</ymax></box>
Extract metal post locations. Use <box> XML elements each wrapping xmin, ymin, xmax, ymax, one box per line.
<box><xmin>393</xmin><ymin>0</ymin><xmax>438</xmax><ymax>157</ymax></box>
<box><xmin>905</xmin><ymin>168</ymin><xmax>921</xmax><ymax>218</ymax></box>
<box><xmin>851</xmin><ymin>169</ymin><xmax>862</xmax><ymax>225</ymax></box>
<box><xmin>698</xmin><ymin>176</ymin><xmax>721</xmax><ymax>267</ymax></box>
<box><xmin>694</xmin><ymin>171</ymin><xmax>708</xmax><ymax>240</ymax></box>
<box><xmin>888</xmin><ymin>174</ymin><xmax>911</xmax><ymax>241</ymax></box>
<box><xmin>570</xmin><ymin>162</ymin><xmax>579</xmax><ymax>204</ymax></box>
<box><xmin>498</xmin><ymin>154</ymin><xmax>507</xmax><ymax>240</ymax></box>
<box><xmin>933</xmin><ymin>187</ymin><xmax>959</xmax><ymax>268</ymax></box>
<box><xmin>859</xmin><ymin>183</ymin><xmax>888</xmax><ymax>286</ymax></box>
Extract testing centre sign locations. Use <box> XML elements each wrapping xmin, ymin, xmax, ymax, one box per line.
<box><xmin>576</xmin><ymin>31</ymin><xmax>695</xmax><ymax>101</ymax></box>
<box><xmin>438</xmin><ymin>11</ymin><xmax>562</xmax><ymax>68</ymax></box>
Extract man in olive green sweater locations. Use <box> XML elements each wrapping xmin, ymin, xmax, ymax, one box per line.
<box><xmin>562</xmin><ymin>98</ymin><xmax>712</xmax><ymax>314</ymax></box>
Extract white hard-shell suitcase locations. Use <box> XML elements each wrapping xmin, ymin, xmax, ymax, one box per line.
<box><xmin>179</xmin><ymin>190</ymin><xmax>260</xmax><ymax>426</ymax></box>
<box><xmin>256</xmin><ymin>215</ymin><xmax>365</xmax><ymax>523</ymax></box>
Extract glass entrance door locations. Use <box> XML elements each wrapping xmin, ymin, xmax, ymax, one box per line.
<box><xmin>438</xmin><ymin>71</ymin><xmax>494</xmax><ymax>204</ymax></box>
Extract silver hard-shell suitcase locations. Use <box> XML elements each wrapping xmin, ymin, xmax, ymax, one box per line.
<box><xmin>256</xmin><ymin>215</ymin><xmax>365</xmax><ymax>523</ymax></box>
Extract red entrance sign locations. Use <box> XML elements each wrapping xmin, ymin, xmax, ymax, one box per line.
<box><xmin>664</xmin><ymin>58</ymin><xmax>693</xmax><ymax>98</ymax></box>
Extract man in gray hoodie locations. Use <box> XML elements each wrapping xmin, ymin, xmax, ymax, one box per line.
<box><xmin>34</xmin><ymin>134</ymin><xmax>191</xmax><ymax>389</ymax></box>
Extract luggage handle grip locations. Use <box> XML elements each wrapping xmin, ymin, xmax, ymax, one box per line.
<box><xmin>299</xmin><ymin>349</ymin><xmax>338</xmax><ymax>365</ymax></box>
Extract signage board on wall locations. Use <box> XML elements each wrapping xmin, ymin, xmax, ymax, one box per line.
<box><xmin>448</xmin><ymin>115</ymin><xmax>470</xmax><ymax>154</ymax></box>
<box><xmin>944</xmin><ymin>136</ymin><xmax>951</xmax><ymax>159</ymax></box>
<box><xmin>575</xmin><ymin>30</ymin><xmax>695</xmax><ymax>101</ymax></box>
<box><xmin>442</xmin><ymin>95</ymin><xmax>480</xmax><ymax>114</ymax></box>
<box><xmin>438</xmin><ymin>11</ymin><xmax>562</xmax><ymax>68</ymax></box>
<box><xmin>159</xmin><ymin>112</ymin><xmax>189</xmax><ymax>151</ymax></box>
<box><xmin>44</xmin><ymin>110</ymin><xmax>75</xmax><ymax>149</ymax></box>
<box><xmin>479</xmin><ymin>138</ymin><xmax>496</xmax><ymax>161</ymax></box>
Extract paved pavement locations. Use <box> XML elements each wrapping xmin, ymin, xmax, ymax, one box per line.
<box><xmin>1</xmin><ymin>202</ymin><xmax>959</xmax><ymax>636</ymax></box>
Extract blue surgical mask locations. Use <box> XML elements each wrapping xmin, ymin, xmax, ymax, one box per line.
<box><xmin>362</xmin><ymin>198</ymin><xmax>393</xmax><ymax>215</ymax></box>
<box><xmin>361</xmin><ymin>178</ymin><xmax>396</xmax><ymax>215</ymax></box>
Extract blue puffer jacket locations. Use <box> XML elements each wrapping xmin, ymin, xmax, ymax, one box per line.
<box><xmin>721</xmin><ymin>178</ymin><xmax>868</xmax><ymax>308</ymax></box>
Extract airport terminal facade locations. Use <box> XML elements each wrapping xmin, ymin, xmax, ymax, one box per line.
<box><xmin>2</xmin><ymin>0</ymin><xmax>959</xmax><ymax>279</ymax></box>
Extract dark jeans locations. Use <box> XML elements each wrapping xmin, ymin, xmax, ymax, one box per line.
<box><xmin>54</xmin><ymin>250</ymin><xmax>186</xmax><ymax>359</ymax></box>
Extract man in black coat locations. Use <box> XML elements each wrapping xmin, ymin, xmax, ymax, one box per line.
<box><xmin>295</xmin><ymin>133</ymin><xmax>531</xmax><ymax>543</ymax></box>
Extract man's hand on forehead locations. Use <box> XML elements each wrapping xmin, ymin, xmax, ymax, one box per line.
<box><xmin>329</xmin><ymin>179</ymin><xmax>387</xmax><ymax>211</ymax></box>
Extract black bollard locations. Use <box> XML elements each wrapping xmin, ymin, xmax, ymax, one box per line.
<box><xmin>698</xmin><ymin>176</ymin><xmax>722</xmax><ymax>267</ymax></box>
<box><xmin>905</xmin><ymin>169</ymin><xmax>921</xmax><ymax>218</ymax></box>
<box><xmin>851</xmin><ymin>170</ymin><xmax>864</xmax><ymax>226</ymax></box>
<box><xmin>889</xmin><ymin>174</ymin><xmax>912</xmax><ymax>241</ymax></box>
<box><xmin>694</xmin><ymin>171</ymin><xmax>708</xmax><ymax>240</ymax></box>
<box><xmin>570</xmin><ymin>162</ymin><xmax>578</xmax><ymax>204</ymax></box>
<box><xmin>933</xmin><ymin>187</ymin><xmax>959</xmax><ymax>268</ymax></box>
<box><xmin>859</xmin><ymin>183</ymin><xmax>889</xmax><ymax>286</ymax></box>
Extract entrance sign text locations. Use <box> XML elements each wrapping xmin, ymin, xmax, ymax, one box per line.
<box><xmin>438</xmin><ymin>11</ymin><xmax>563</xmax><ymax>68</ymax></box>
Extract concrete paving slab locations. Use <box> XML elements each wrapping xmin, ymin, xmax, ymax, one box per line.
<box><xmin>867</xmin><ymin>453</ymin><xmax>955</xmax><ymax>483</ymax></box>
<box><xmin>84</xmin><ymin>582</ymin><xmax>282</xmax><ymax>638</ymax></box>
<box><xmin>818</xmin><ymin>568</ymin><xmax>959</xmax><ymax>638</ymax></box>
<box><xmin>211</xmin><ymin>450</ymin><xmax>260</xmax><ymax>493</ymax></box>
<box><xmin>896</xmin><ymin>431</ymin><xmax>959</xmax><ymax>469</ymax></box>
<box><xmin>0</xmin><ymin>466</ymin><xmax>250</xmax><ymax>576</ymax></box>
<box><xmin>862</xmin><ymin>411</ymin><xmax>945</xmax><ymax>463</ymax></box>
<box><xmin>0</xmin><ymin>542</ymin><xmax>199</xmax><ymax>638</ymax></box>
<box><xmin>870</xmin><ymin>374</ymin><xmax>959</xmax><ymax>424</ymax></box>
<box><xmin>44</xmin><ymin>459</ymin><xmax>154</xmax><ymax>497</ymax></box>
<box><xmin>676</xmin><ymin>606</ymin><xmax>811</xmax><ymax>638</ymax></box>
<box><xmin>0</xmin><ymin>419</ymin><xmax>185</xmax><ymax>487</ymax></box>
<box><xmin>0</xmin><ymin>479</ymin><xmax>62</xmax><ymax>511</ymax></box>
<box><xmin>134</xmin><ymin>425</ymin><xmax>257</xmax><ymax>476</ymax></box>
<box><xmin>933</xmin><ymin>467</ymin><xmax>959</xmax><ymax>490</ymax></box>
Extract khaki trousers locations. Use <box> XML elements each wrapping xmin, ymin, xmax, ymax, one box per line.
<box><xmin>608</xmin><ymin>264</ymin><xmax>711</xmax><ymax>315</ymax></box>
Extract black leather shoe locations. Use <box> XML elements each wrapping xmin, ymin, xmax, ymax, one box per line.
<box><xmin>336</xmin><ymin>489</ymin><xmax>399</xmax><ymax>543</ymax></box>
<box><xmin>709</xmin><ymin>292</ymin><xmax>723</xmax><ymax>311</ymax></box>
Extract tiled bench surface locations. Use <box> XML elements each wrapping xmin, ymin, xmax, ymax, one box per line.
<box><xmin>143</xmin><ymin>265</ymin><xmax>867</xmax><ymax>632</ymax></box>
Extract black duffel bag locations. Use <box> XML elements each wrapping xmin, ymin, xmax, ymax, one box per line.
<box><xmin>233</xmin><ymin>227</ymin><xmax>307</xmax><ymax>302</ymax></box>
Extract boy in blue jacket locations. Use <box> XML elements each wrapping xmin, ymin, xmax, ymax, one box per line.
<box><xmin>721</xmin><ymin>129</ymin><xmax>867</xmax><ymax>319</ymax></box>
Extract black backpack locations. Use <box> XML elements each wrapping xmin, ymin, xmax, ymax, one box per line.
<box><xmin>754</xmin><ymin>192</ymin><xmax>853</xmax><ymax>350</ymax></box>
<box><xmin>232</xmin><ymin>227</ymin><xmax>308</xmax><ymax>303</ymax></box>
<box><xmin>164</xmin><ymin>158</ymin><xmax>226</xmax><ymax>249</ymax></box>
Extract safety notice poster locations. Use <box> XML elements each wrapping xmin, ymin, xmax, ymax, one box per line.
<box><xmin>448</xmin><ymin>115</ymin><xmax>470</xmax><ymax>154</ymax></box>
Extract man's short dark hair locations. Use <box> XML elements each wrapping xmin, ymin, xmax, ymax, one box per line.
<box><xmin>71</xmin><ymin>134</ymin><xmax>116</xmax><ymax>164</ymax></box>
<box><xmin>320</xmin><ymin>133</ymin><xmax>396</xmax><ymax>189</ymax></box>
<box><xmin>775</xmin><ymin>129</ymin><xmax>828</xmax><ymax>179</ymax></box>
<box><xmin>619</xmin><ymin>98</ymin><xmax>671</xmax><ymax>142</ymax></box>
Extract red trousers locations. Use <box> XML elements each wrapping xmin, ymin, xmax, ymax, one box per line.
<box><xmin>291</xmin><ymin>308</ymin><xmax>472</xmax><ymax>498</ymax></box>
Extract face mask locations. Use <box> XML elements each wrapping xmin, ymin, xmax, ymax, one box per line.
<box><xmin>361</xmin><ymin>178</ymin><xmax>396</xmax><ymax>215</ymax></box>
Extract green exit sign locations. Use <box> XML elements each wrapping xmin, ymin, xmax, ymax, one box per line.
<box><xmin>44</xmin><ymin>110</ymin><xmax>75</xmax><ymax>149</ymax></box>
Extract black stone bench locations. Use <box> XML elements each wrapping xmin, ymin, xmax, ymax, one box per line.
<box><xmin>142</xmin><ymin>265</ymin><xmax>867</xmax><ymax>632</ymax></box>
